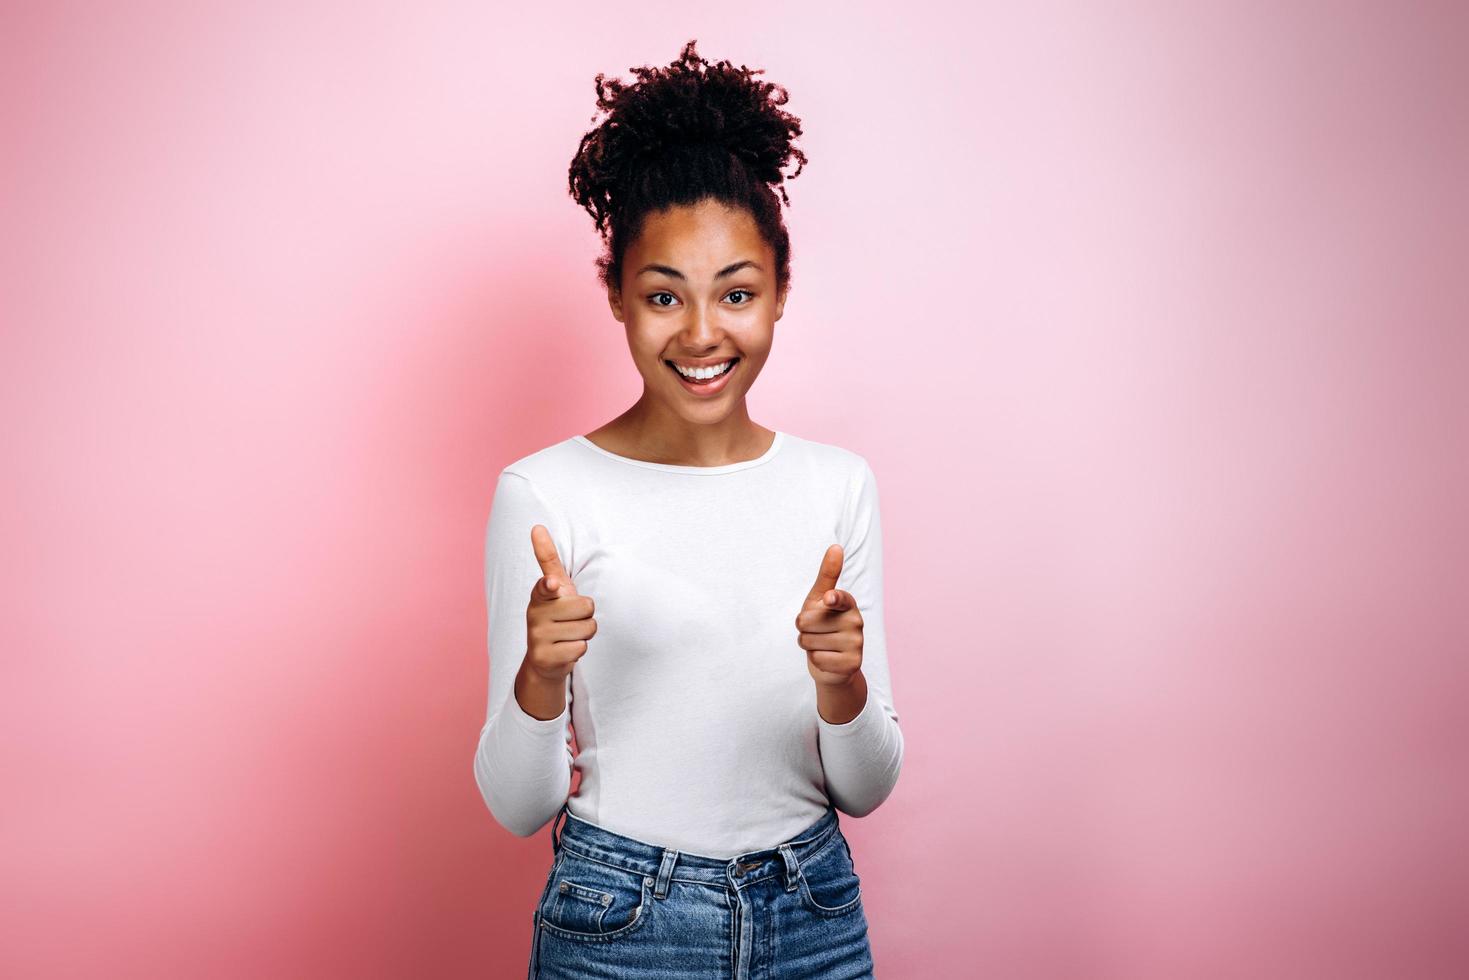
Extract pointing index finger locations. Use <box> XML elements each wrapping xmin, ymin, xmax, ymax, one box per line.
<box><xmin>530</xmin><ymin>524</ymin><xmax>572</xmax><ymax>592</ymax></box>
<box><xmin>806</xmin><ymin>544</ymin><xmax>844</xmax><ymax>604</ymax></box>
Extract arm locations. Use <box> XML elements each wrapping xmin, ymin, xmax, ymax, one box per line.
<box><xmin>816</xmin><ymin>460</ymin><xmax>905</xmax><ymax>817</ymax></box>
<box><xmin>472</xmin><ymin>470</ymin><xmax>575</xmax><ymax>837</ymax></box>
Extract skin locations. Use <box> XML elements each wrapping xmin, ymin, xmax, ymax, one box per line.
<box><xmin>514</xmin><ymin>197</ymin><xmax>869</xmax><ymax>727</ymax></box>
<box><xmin>597</xmin><ymin>195</ymin><xmax>783</xmax><ymax>467</ymax></box>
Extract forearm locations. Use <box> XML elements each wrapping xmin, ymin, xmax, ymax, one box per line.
<box><xmin>815</xmin><ymin>670</ymin><xmax>904</xmax><ymax>818</ymax></box>
<box><xmin>815</xmin><ymin>670</ymin><xmax>867</xmax><ymax>726</ymax></box>
<box><xmin>474</xmin><ymin>681</ymin><xmax>572</xmax><ymax>837</ymax></box>
<box><xmin>516</xmin><ymin>656</ymin><xmax>568</xmax><ymax>720</ymax></box>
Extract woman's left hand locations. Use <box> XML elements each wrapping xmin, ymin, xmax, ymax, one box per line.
<box><xmin>796</xmin><ymin>544</ymin><xmax>864</xmax><ymax>687</ymax></box>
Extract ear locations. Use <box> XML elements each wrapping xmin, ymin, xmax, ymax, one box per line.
<box><xmin>774</xmin><ymin>283</ymin><xmax>789</xmax><ymax>322</ymax></box>
<box><xmin>607</xmin><ymin>285</ymin><xmax>625</xmax><ymax>323</ymax></box>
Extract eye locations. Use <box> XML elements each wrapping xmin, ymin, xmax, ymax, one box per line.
<box><xmin>646</xmin><ymin>289</ymin><xmax>755</xmax><ymax>308</ymax></box>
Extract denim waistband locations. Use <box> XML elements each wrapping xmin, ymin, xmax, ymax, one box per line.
<box><xmin>549</xmin><ymin>803</ymin><xmax>843</xmax><ymax>889</ymax></box>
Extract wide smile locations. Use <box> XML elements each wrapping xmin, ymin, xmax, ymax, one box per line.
<box><xmin>665</xmin><ymin>357</ymin><xmax>740</xmax><ymax>397</ymax></box>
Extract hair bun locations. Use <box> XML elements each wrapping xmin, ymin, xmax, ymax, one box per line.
<box><xmin>567</xmin><ymin>39</ymin><xmax>807</xmax><ymax>294</ymax></box>
<box><xmin>570</xmin><ymin>39</ymin><xmax>807</xmax><ymax>234</ymax></box>
<box><xmin>620</xmin><ymin>42</ymin><xmax>802</xmax><ymax>185</ymax></box>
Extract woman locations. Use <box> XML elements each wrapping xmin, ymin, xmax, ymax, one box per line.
<box><xmin>474</xmin><ymin>40</ymin><xmax>903</xmax><ymax>979</ymax></box>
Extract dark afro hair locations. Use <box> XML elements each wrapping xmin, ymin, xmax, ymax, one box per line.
<box><xmin>567</xmin><ymin>39</ymin><xmax>807</xmax><ymax>297</ymax></box>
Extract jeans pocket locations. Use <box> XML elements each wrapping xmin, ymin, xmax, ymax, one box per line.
<box><xmin>538</xmin><ymin>847</ymin><xmax>652</xmax><ymax>942</ymax></box>
<box><xmin>796</xmin><ymin>833</ymin><xmax>864</xmax><ymax>917</ymax></box>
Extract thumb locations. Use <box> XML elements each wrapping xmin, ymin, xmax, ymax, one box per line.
<box><xmin>530</xmin><ymin>524</ymin><xmax>576</xmax><ymax>599</ymax></box>
<box><xmin>805</xmin><ymin>544</ymin><xmax>844</xmax><ymax>605</ymax></box>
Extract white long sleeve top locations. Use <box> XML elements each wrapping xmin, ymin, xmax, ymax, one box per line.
<box><xmin>472</xmin><ymin>429</ymin><xmax>903</xmax><ymax>858</ymax></box>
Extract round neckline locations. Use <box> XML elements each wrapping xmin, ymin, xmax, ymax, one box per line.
<box><xmin>571</xmin><ymin>430</ymin><xmax>786</xmax><ymax>474</ymax></box>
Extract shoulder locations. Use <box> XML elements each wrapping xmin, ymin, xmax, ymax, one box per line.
<box><xmin>497</xmin><ymin>435</ymin><xmax>587</xmax><ymax>486</ymax></box>
<box><xmin>780</xmin><ymin>430</ymin><xmax>875</xmax><ymax>486</ymax></box>
<box><xmin>487</xmin><ymin>437</ymin><xmax>594</xmax><ymax>518</ymax></box>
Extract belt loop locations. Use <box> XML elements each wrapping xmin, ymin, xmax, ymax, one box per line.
<box><xmin>550</xmin><ymin>802</ymin><xmax>567</xmax><ymax>855</ymax></box>
<box><xmin>779</xmin><ymin>843</ymin><xmax>799</xmax><ymax>892</ymax></box>
<box><xmin>654</xmin><ymin>848</ymin><xmax>679</xmax><ymax>899</ymax></box>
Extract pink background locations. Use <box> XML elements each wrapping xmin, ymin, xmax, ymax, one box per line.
<box><xmin>4</xmin><ymin>2</ymin><xmax>1466</xmax><ymax>978</ymax></box>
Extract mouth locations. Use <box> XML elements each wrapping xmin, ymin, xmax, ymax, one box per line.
<box><xmin>665</xmin><ymin>357</ymin><xmax>740</xmax><ymax>397</ymax></box>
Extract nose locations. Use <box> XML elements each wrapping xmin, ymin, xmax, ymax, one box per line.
<box><xmin>680</xmin><ymin>300</ymin><xmax>725</xmax><ymax>349</ymax></box>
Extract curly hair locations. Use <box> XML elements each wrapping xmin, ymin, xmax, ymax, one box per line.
<box><xmin>567</xmin><ymin>39</ymin><xmax>808</xmax><ymax>297</ymax></box>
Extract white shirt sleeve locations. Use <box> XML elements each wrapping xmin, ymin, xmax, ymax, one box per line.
<box><xmin>472</xmin><ymin>470</ymin><xmax>574</xmax><ymax>837</ymax></box>
<box><xmin>816</xmin><ymin>460</ymin><xmax>905</xmax><ymax>817</ymax></box>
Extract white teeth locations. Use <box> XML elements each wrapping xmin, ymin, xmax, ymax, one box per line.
<box><xmin>672</xmin><ymin>359</ymin><xmax>734</xmax><ymax>380</ymax></box>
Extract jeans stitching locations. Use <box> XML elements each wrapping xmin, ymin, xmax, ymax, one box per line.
<box><xmin>794</xmin><ymin>833</ymin><xmax>863</xmax><ymax>916</ymax></box>
<box><xmin>538</xmin><ymin>875</ymin><xmax>653</xmax><ymax>943</ymax></box>
<box><xmin>555</xmin><ymin>815</ymin><xmax>839</xmax><ymax>885</ymax></box>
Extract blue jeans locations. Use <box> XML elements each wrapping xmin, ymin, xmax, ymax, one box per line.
<box><xmin>528</xmin><ymin>802</ymin><xmax>875</xmax><ymax>979</ymax></box>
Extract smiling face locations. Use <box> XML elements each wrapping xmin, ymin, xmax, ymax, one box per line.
<box><xmin>608</xmin><ymin>198</ymin><xmax>787</xmax><ymax>425</ymax></box>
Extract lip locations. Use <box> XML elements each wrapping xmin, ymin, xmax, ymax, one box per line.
<box><xmin>666</xmin><ymin>357</ymin><xmax>739</xmax><ymax>397</ymax></box>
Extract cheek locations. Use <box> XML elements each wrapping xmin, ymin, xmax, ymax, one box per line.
<box><xmin>624</xmin><ymin>324</ymin><xmax>664</xmax><ymax>361</ymax></box>
<box><xmin>736</xmin><ymin>341</ymin><xmax>772</xmax><ymax>367</ymax></box>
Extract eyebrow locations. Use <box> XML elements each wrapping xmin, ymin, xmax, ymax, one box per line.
<box><xmin>635</xmin><ymin>260</ymin><xmax>762</xmax><ymax>281</ymax></box>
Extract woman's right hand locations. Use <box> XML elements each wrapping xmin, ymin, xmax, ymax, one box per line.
<box><xmin>523</xmin><ymin>523</ymin><xmax>597</xmax><ymax>686</ymax></box>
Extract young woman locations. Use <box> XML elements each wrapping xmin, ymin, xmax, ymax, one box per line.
<box><xmin>474</xmin><ymin>40</ymin><xmax>904</xmax><ymax>979</ymax></box>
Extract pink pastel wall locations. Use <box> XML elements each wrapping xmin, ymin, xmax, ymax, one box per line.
<box><xmin>4</xmin><ymin>2</ymin><xmax>1465</xmax><ymax>978</ymax></box>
